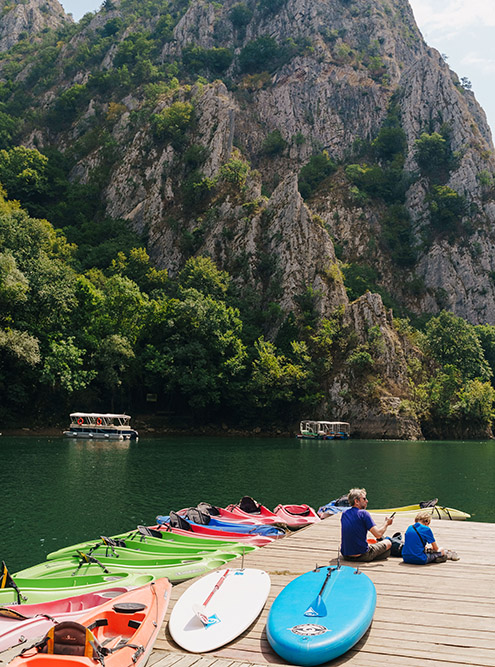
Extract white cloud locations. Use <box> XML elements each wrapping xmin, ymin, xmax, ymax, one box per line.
<box><xmin>410</xmin><ymin>0</ymin><xmax>495</xmax><ymax>36</ymax></box>
<box><xmin>462</xmin><ymin>52</ymin><xmax>495</xmax><ymax>75</ymax></box>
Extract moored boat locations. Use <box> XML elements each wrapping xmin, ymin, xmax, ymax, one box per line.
<box><xmin>297</xmin><ymin>420</ymin><xmax>350</xmax><ymax>440</ymax></box>
<box><xmin>8</xmin><ymin>578</ymin><xmax>171</xmax><ymax>667</ymax></box>
<box><xmin>273</xmin><ymin>504</ymin><xmax>321</xmax><ymax>529</ymax></box>
<box><xmin>63</xmin><ymin>413</ymin><xmax>138</xmax><ymax>441</ymax></box>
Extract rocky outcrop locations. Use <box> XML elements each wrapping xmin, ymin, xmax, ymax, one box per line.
<box><xmin>0</xmin><ymin>0</ymin><xmax>70</xmax><ymax>52</ymax></box>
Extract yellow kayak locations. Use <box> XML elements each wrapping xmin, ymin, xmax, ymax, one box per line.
<box><xmin>368</xmin><ymin>503</ymin><xmax>470</xmax><ymax>520</ymax></box>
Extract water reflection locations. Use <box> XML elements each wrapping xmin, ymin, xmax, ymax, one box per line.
<box><xmin>1</xmin><ymin>435</ymin><xmax>494</xmax><ymax>570</ymax></box>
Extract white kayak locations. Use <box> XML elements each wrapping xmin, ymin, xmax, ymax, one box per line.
<box><xmin>169</xmin><ymin>568</ymin><xmax>270</xmax><ymax>653</ymax></box>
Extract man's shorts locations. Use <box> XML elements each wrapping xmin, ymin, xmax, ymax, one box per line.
<box><xmin>342</xmin><ymin>540</ymin><xmax>391</xmax><ymax>562</ymax></box>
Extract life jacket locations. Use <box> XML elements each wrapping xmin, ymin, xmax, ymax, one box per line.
<box><xmin>238</xmin><ymin>496</ymin><xmax>260</xmax><ymax>513</ymax></box>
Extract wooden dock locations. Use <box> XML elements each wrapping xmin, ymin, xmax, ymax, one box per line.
<box><xmin>149</xmin><ymin>515</ymin><xmax>495</xmax><ymax>667</ymax></box>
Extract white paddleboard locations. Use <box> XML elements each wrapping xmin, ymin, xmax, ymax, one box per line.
<box><xmin>168</xmin><ymin>568</ymin><xmax>270</xmax><ymax>653</ymax></box>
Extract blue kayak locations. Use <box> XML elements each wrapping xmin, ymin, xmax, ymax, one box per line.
<box><xmin>156</xmin><ymin>515</ymin><xmax>284</xmax><ymax>538</ymax></box>
<box><xmin>266</xmin><ymin>565</ymin><xmax>376</xmax><ymax>665</ymax></box>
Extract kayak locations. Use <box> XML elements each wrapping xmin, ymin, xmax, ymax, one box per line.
<box><xmin>148</xmin><ymin>522</ymin><xmax>277</xmax><ymax>546</ymax></box>
<box><xmin>318</xmin><ymin>499</ymin><xmax>470</xmax><ymax>520</ymax></box>
<box><xmin>0</xmin><ymin>571</ymin><xmax>154</xmax><ymax>605</ymax></box>
<box><xmin>266</xmin><ymin>565</ymin><xmax>376</xmax><ymax>666</ymax></box>
<box><xmin>225</xmin><ymin>497</ymin><xmax>283</xmax><ymax>525</ymax></box>
<box><xmin>46</xmin><ymin>534</ymin><xmax>257</xmax><ymax>562</ymax></box>
<box><xmin>157</xmin><ymin>513</ymin><xmax>285</xmax><ymax>538</ymax></box>
<box><xmin>169</xmin><ymin>568</ymin><xmax>271</xmax><ymax>653</ymax></box>
<box><xmin>177</xmin><ymin>504</ymin><xmax>284</xmax><ymax>526</ymax></box>
<box><xmin>0</xmin><ymin>587</ymin><xmax>129</xmax><ymax>654</ymax></box>
<box><xmin>273</xmin><ymin>504</ymin><xmax>321</xmax><ymax>529</ymax></box>
<box><xmin>368</xmin><ymin>504</ymin><xmax>470</xmax><ymax>520</ymax></box>
<box><xmin>15</xmin><ymin>551</ymin><xmax>241</xmax><ymax>585</ymax></box>
<box><xmin>8</xmin><ymin>578</ymin><xmax>171</xmax><ymax>667</ymax></box>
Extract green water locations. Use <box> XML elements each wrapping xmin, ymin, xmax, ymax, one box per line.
<box><xmin>1</xmin><ymin>436</ymin><xmax>494</xmax><ymax>571</ymax></box>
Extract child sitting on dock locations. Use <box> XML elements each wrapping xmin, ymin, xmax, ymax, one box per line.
<box><xmin>402</xmin><ymin>511</ymin><xmax>459</xmax><ymax>564</ymax></box>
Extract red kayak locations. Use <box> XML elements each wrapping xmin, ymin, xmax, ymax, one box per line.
<box><xmin>273</xmin><ymin>504</ymin><xmax>321</xmax><ymax>529</ymax></box>
<box><xmin>225</xmin><ymin>496</ymin><xmax>286</xmax><ymax>526</ymax></box>
<box><xmin>9</xmin><ymin>579</ymin><xmax>171</xmax><ymax>667</ymax></box>
<box><xmin>149</xmin><ymin>523</ymin><xmax>276</xmax><ymax>547</ymax></box>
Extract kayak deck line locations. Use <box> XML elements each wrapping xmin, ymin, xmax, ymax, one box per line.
<box><xmin>150</xmin><ymin>514</ymin><xmax>495</xmax><ymax>667</ymax></box>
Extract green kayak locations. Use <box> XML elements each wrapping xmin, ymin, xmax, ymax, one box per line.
<box><xmin>15</xmin><ymin>551</ymin><xmax>240</xmax><ymax>584</ymax></box>
<box><xmin>0</xmin><ymin>571</ymin><xmax>153</xmax><ymax>605</ymax></box>
<box><xmin>47</xmin><ymin>532</ymin><xmax>256</xmax><ymax>561</ymax></box>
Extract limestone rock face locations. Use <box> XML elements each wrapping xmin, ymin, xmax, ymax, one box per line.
<box><xmin>3</xmin><ymin>0</ymin><xmax>495</xmax><ymax>436</ymax></box>
<box><xmin>0</xmin><ymin>0</ymin><xmax>71</xmax><ymax>52</ymax></box>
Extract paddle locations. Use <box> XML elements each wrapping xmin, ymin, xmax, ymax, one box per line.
<box><xmin>304</xmin><ymin>567</ymin><xmax>333</xmax><ymax>617</ymax></box>
<box><xmin>193</xmin><ymin>569</ymin><xmax>230</xmax><ymax>625</ymax></box>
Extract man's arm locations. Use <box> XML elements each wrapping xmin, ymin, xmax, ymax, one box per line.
<box><xmin>369</xmin><ymin>516</ymin><xmax>393</xmax><ymax>539</ymax></box>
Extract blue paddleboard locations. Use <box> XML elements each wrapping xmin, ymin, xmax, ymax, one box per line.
<box><xmin>266</xmin><ymin>565</ymin><xmax>376</xmax><ymax>666</ymax></box>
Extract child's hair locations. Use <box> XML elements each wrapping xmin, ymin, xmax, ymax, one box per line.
<box><xmin>415</xmin><ymin>511</ymin><xmax>431</xmax><ymax>524</ymax></box>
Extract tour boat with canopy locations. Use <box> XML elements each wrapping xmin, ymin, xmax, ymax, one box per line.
<box><xmin>63</xmin><ymin>413</ymin><xmax>139</xmax><ymax>440</ymax></box>
<box><xmin>297</xmin><ymin>420</ymin><xmax>350</xmax><ymax>440</ymax></box>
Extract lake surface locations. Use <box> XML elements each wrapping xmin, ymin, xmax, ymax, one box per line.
<box><xmin>2</xmin><ymin>435</ymin><xmax>494</xmax><ymax>571</ymax></box>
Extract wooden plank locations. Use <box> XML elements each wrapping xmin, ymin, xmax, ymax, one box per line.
<box><xmin>149</xmin><ymin>517</ymin><xmax>495</xmax><ymax>667</ymax></box>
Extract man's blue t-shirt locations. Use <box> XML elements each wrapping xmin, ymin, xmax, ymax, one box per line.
<box><xmin>402</xmin><ymin>522</ymin><xmax>435</xmax><ymax>564</ymax></box>
<box><xmin>340</xmin><ymin>507</ymin><xmax>375</xmax><ymax>556</ymax></box>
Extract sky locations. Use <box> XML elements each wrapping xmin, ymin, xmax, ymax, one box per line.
<box><xmin>60</xmin><ymin>0</ymin><xmax>495</xmax><ymax>139</ymax></box>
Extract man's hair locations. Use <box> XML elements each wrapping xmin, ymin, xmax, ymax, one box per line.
<box><xmin>415</xmin><ymin>511</ymin><xmax>431</xmax><ymax>524</ymax></box>
<box><xmin>348</xmin><ymin>488</ymin><xmax>366</xmax><ymax>506</ymax></box>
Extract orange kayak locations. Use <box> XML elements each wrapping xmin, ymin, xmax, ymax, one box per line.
<box><xmin>9</xmin><ymin>578</ymin><xmax>171</xmax><ymax>667</ymax></box>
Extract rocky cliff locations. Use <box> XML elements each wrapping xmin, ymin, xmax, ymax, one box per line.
<box><xmin>1</xmin><ymin>0</ymin><xmax>495</xmax><ymax>437</ymax></box>
<box><xmin>0</xmin><ymin>0</ymin><xmax>70</xmax><ymax>52</ymax></box>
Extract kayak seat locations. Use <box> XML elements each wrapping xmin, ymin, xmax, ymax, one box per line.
<box><xmin>182</xmin><ymin>508</ymin><xmax>211</xmax><ymax>525</ymax></box>
<box><xmin>238</xmin><ymin>496</ymin><xmax>261</xmax><ymax>513</ymax></box>
<box><xmin>37</xmin><ymin>621</ymin><xmax>101</xmax><ymax>658</ymax></box>
<box><xmin>169</xmin><ymin>512</ymin><xmax>192</xmax><ymax>531</ymax></box>
<box><xmin>196</xmin><ymin>502</ymin><xmax>221</xmax><ymax>516</ymax></box>
<box><xmin>137</xmin><ymin>525</ymin><xmax>163</xmax><ymax>539</ymax></box>
<box><xmin>284</xmin><ymin>505</ymin><xmax>310</xmax><ymax>516</ymax></box>
<box><xmin>419</xmin><ymin>498</ymin><xmax>438</xmax><ymax>508</ymax></box>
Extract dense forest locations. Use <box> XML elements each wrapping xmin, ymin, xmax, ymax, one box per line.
<box><xmin>2</xmin><ymin>186</ymin><xmax>495</xmax><ymax>434</ymax></box>
<box><xmin>0</xmin><ymin>0</ymin><xmax>495</xmax><ymax>437</ymax></box>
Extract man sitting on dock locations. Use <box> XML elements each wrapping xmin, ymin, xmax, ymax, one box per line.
<box><xmin>340</xmin><ymin>488</ymin><xmax>394</xmax><ymax>562</ymax></box>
